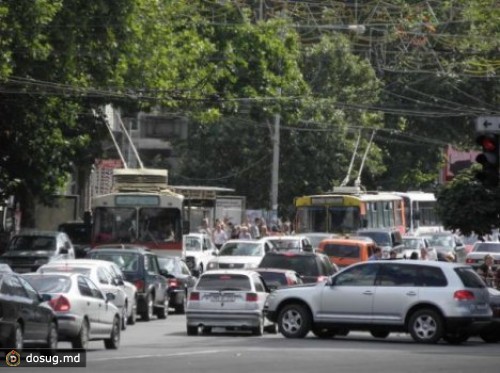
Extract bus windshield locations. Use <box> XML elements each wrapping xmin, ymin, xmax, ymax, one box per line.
<box><xmin>93</xmin><ymin>207</ymin><xmax>181</xmax><ymax>245</ymax></box>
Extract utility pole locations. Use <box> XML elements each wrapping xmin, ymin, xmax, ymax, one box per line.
<box><xmin>270</xmin><ymin>1</ymin><xmax>285</xmax><ymax>221</ymax></box>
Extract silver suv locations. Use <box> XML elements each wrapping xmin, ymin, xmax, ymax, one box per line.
<box><xmin>264</xmin><ymin>260</ymin><xmax>492</xmax><ymax>344</ymax></box>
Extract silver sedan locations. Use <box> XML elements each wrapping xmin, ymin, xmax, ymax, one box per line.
<box><xmin>22</xmin><ymin>272</ymin><xmax>121</xmax><ymax>350</ymax></box>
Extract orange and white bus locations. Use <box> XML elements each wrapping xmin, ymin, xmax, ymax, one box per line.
<box><xmin>294</xmin><ymin>187</ymin><xmax>405</xmax><ymax>235</ymax></box>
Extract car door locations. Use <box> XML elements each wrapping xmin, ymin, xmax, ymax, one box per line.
<box><xmin>146</xmin><ymin>254</ymin><xmax>167</xmax><ymax>305</ymax></box>
<box><xmin>84</xmin><ymin>277</ymin><xmax>115</xmax><ymax>335</ymax></box>
<box><xmin>372</xmin><ymin>263</ymin><xmax>419</xmax><ymax>325</ymax></box>
<box><xmin>18</xmin><ymin>276</ymin><xmax>53</xmax><ymax>339</ymax></box>
<box><xmin>5</xmin><ymin>275</ymin><xmax>45</xmax><ymax>342</ymax></box>
<box><xmin>319</xmin><ymin>263</ymin><xmax>379</xmax><ymax>324</ymax></box>
<box><xmin>95</xmin><ymin>266</ymin><xmax>126</xmax><ymax>312</ymax></box>
<box><xmin>77</xmin><ymin>275</ymin><xmax>102</xmax><ymax>336</ymax></box>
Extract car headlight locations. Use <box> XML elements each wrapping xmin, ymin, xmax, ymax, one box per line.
<box><xmin>207</xmin><ymin>261</ymin><xmax>218</xmax><ymax>270</ymax></box>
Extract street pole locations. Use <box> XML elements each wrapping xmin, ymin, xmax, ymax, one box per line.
<box><xmin>271</xmin><ymin>91</ymin><xmax>281</xmax><ymax>217</ymax></box>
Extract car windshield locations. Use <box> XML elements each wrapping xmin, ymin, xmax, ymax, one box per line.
<box><xmin>473</xmin><ymin>243</ymin><xmax>500</xmax><ymax>253</ymax></box>
<box><xmin>157</xmin><ymin>258</ymin><xmax>179</xmax><ymax>274</ymax></box>
<box><xmin>428</xmin><ymin>235</ymin><xmax>454</xmax><ymax>248</ymax></box>
<box><xmin>268</xmin><ymin>239</ymin><xmax>301</xmax><ymax>252</ymax></box>
<box><xmin>219</xmin><ymin>242</ymin><xmax>263</xmax><ymax>257</ymax></box>
<box><xmin>357</xmin><ymin>232</ymin><xmax>391</xmax><ymax>246</ymax></box>
<box><xmin>259</xmin><ymin>255</ymin><xmax>319</xmax><ymax>277</ymax></box>
<box><xmin>184</xmin><ymin>236</ymin><xmax>202</xmax><ymax>252</ymax></box>
<box><xmin>196</xmin><ymin>274</ymin><xmax>251</xmax><ymax>291</ymax></box>
<box><xmin>89</xmin><ymin>252</ymin><xmax>139</xmax><ymax>272</ymax></box>
<box><xmin>23</xmin><ymin>274</ymin><xmax>72</xmax><ymax>293</ymax></box>
<box><xmin>9</xmin><ymin>236</ymin><xmax>56</xmax><ymax>251</ymax></box>
<box><xmin>403</xmin><ymin>239</ymin><xmax>421</xmax><ymax>250</ymax></box>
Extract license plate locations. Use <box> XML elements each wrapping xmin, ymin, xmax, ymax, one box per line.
<box><xmin>476</xmin><ymin>303</ymin><xmax>489</xmax><ymax>311</ymax></box>
<box><xmin>222</xmin><ymin>295</ymin><xmax>236</xmax><ymax>302</ymax></box>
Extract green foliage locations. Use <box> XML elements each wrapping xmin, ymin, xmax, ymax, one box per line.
<box><xmin>436</xmin><ymin>166</ymin><xmax>500</xmax><ymax>236</ymax></box>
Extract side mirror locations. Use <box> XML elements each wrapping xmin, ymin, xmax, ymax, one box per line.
<box><xmin>105</xmin><ymin>292</ymin><xmax>116</xmax><ymax>302</ymax></box>
<box><xmin>59</xmin><ymin>247</ymin><xmax>68</xmax><ymax>255</ymax></box>
<box><xmin>212</xmin><ymin>251</ymin><xmax>218</xmax><ymax>256</ymax></box>
<box><xmin>303</xmin><ymin>245</ymin><xmax>313</xmax><ymax>252</ymax></box>
<box><xmin>267</xmin><ymin>283</ymin><xmax>278</xmax><ymax>292</ymax></box>
<box><xmin>326</xmin><ymin>277</ymin><xmax>334</xmax><ymax>286</ymax></box>
<box><xmin>113</xmin><ymin>277</ymin><xmax>124</xmax><ymax>286</ymax></box>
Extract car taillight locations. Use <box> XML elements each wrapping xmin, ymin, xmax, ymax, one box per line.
<box><xmin>134</xmin><ymin>280</ymin><xmax>145</xmax><ymax>292</ymax></box>
<box><xmin>317</xmin><ymin>276</ymin><xmax>328</xmax><ymax>283</ymax></box>
<box><xmin>465</xmin><ymin>258</ymin><xmax>476</xmax><ymax>264</ymax></box>
<box><xmin>49</xmin><ymin>295</ymin><xmax>71</xmax><ymax>312</ymax></box>
<box><xmin>246</xmin><ymin>293</ymin><xmax>258</xmax><ymax>302</ymax></box>
<box><xmin>189</xmin><ymin>292</ymin><xmax>200</xmax><ymax>301</ymax></box>
<box><xmin>454</xmin><ymin>290</ymin><xmax>475</xmax><ymax>301</ymax></box>
<box><xmin>168</xmin><ymin>278</ymin><xmax>178</xmax><ymax>288</ymax></box>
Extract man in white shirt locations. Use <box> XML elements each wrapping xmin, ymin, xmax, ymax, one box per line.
<box><xmin>212</xmin><ymin>223</ymin><xmax>228</xmax><ymax>250</ymax></box>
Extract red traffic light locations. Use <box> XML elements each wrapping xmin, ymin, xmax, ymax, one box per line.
<box><xmin>480</xmin><ymin>137</ymin><xmax>497</xmax><ymax>152</ymax></box>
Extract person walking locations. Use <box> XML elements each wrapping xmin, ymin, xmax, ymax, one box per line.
<box><xmin>212</xmin><ymin>223</ymin><xmax>228</xmax><ymax>250</ymax></box>
<box><xmin>368</xmin><ymin>247</ymin><xmax>383</xmax><ymax>261</ymax></box>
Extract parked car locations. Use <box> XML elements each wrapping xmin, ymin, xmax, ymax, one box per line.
<box><xmin>157</xmin><ymin>256</ymin><xmax>196</xmax><ymax>314</ymax></box>
<box><xmin>182</xmin><ymin>233</ymin><xmax>218</xmax><ymax>276</ymax></box>
<box><xmin>317</xmin><ymin>237</ymin><xmax>377</xmax><ymax>268</ymax></box>
<box><xmin>260</xmin><ymin>236</ymin><xmax>314</xmax><ymax>253</ymax></box>
<box><xmin>22</xmin><ymin>272</ymin><xmax>121</xmax><ymax>350</ymax></box>
<box><xmin>206</xmin><ymin>240</ymin><xmax>272</xmax><ymax>271</ymax></box>
<box><xmin>258</xmin><ymin>252</ymin><xmax>338</xmax><ymax>283</ymax></box>
<box><xmin>402</xmin><ymin>236</ymin><xmax>438</xmax><ymax>261</ymax></box>
<box><xmin>356</xmin><ymin>228</ymin><xmax>405</xmax><ymax>259</ymax></box>
<box><xmin>264</xmin><ymin>260</ymin><xmax>492</xmax><ymax>344</ymax></box>
<box><xmin>420</xmin><ymin>232</ymin><xmax>467</xmax><ymax>263</ymax></box>
<box><xmin>465</xmin><ymin>242</ymin><xmax>500</xmax><ymax>271</ymax></box>
<box><xmin>37</xmin><ymin>259</ymin><xmax>131</xmax><ymax>330</ymax></box>
<box><xmin>87</xmin><ymin>246</ymin><xmax>169</xmax><ymax>321</ymax></box>
<box><xmin>0</xmin><ymin>271</ymin><xmax>58</xmax><ymax>351</ymax></box>
<box><xmin>254</xmin><ymin>268</ymin><xmax>303</xmax><ymax>290</ymax></box>
<box><xmin>0</xmin><ymin>230</ymin><xmax>75</xmax><ymax>273</ymax></box>
<box><xmin>186</xmin><ymin>270</ymin><xmax>275</xmax><ymax>336</ymax></box>
<box><xmin>300</xmin><ymin>233</ymin><xmax>339</xmax><ymax>252</ymax></box>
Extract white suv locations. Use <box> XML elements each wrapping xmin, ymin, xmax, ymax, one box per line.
<box><xmin>182</xmin><ymin>233</ymin><xmax>218</xmax><ymax>276</ymax></box>
<box><xmin>264</xmin><ymin>260</ymin><xmax>492</xmax><ymax>344</ymax></box>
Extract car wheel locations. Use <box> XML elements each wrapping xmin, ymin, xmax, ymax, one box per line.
<box><xmin>479</xmin><ymin>330</ymin><xmax>500</xmax><ymax>343</ymax></box>
<box><xmin>127</xmin><ymin>300</ymin><xmax>137</xmax><ymax>325</ymax></box>
<box><xmin>10</xmin><ymin>322</ymin><xmax>24</xmax><ymax>350</ymax></box>
<box><xmin>408</xmin><ymin>308</ymin><xmax>443</xmax><ymax>344</ymax></box>
<box><xmin>443</xmin><ymin>332</ymin><xmax>470</xmax><ymax>345</ymax></box>
<box><xmin>72</xmin><ymin>319</ymin><xmax>89</xmax><ymax>350</ymax></box>
<box><xmin>142</xmin><ymin>293</ymin><xmax>154</xmax><ymax>321</ymax></box>
<box><xmin>251</xmin><ymin>316</ymin><xmax>264</xmax><ymax>336</ymax></box>
<box><xmin>187</xmin><ymin>325</ymin><xmax>198</xmax><ymax>336</ymax></box>
<box><xmin>370</xmin><ymin>330</ymin><xmax>390</xmax><ymax>339</ymax></box>
<box><xmin>104</xmin><ymin>317</ymin><xmax>121</xmax><ymax>350</ymax></box>
<box><xmin>336</xmin><ymin>328</ymin><xmax>350</xmax><ymax>337</ymax></box>
<box><xmin>312</xmin><ymin>326</ymin><xmax>336</xmax><ymax>339</ymax></box>
<box><xmin>121</xmin><ymin>304</ymin><xmax>128</xmax><ymax>331</ymax></box>
<box><xmin>155</xmin><ymin>297</ymin><xmax>168</xmax><ymax>319</ymax></box>
<box><xmin>278</xmin><ymin>304</ymin><xmax>311</xmax><ymax>339</ymax></box>
<box><xmin>45</xmin><ymin>321</ymin><xmax>58</xmax><ymax>353</ymax></box>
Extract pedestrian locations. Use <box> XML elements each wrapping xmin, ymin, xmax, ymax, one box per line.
<box><xmin>388</xmin><ymin>250</ymin><xmax>398</xmax><ymax>260</ymax></box>
<box><xmin>250</xmin><ymin>218</ymin><xmax>261</xmax><ymax>239</ymax></box>
<box><xmin>477</xmin><ymin>254</ymin><xmax>496</xmax><ymax>287</ymax></box>
<box><xmin>239</xmin><ymin>226</ymin><xmax>252</xmax><ymax>240</ymax></box>
<box><xmin>369</xmin><ymin>247</ymin><xmax>383</xmax><ymax>261</ymax></box>
<box><xmin>420</xmin><ymin>247</ymin><xmax>429</xmax><ymax>261</ymax></box>
<box><xmin>409</xmin><ymin>251</ymin><xmax>419</xmax><ymax>260</ymax></box>
<box><xmin>212</xmin><ymin>223</ymin><xmax>228</xmax><ymax>250</ymax></box>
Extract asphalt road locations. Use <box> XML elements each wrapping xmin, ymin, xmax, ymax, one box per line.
<box><xmin>13</xmin><ymin>313</ymin><xmax>499</xmax><ymax>373</ymax></box>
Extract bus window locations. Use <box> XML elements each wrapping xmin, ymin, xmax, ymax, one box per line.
<box><xmin>139</xmin><ymin>208</ymin><xmax>181</xmax><ymax>243</ymax></box>
<box><xmin>328</xmin><ymin>206</ymin><xmax>360</xmax><ymax>233</ymax></box>
<box><xmin>93</xmin><ymin>207</ymin><xmax>136</xmax><ymax>244</ymax></box>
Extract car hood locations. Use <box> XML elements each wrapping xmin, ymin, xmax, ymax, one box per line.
<box><xmin>1</xmin><ymin>250</ymin><xmax>55</xmax><ymax>259</ymax></box>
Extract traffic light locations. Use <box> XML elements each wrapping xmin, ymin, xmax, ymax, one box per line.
<box><xmin>475</xmin><ymin>133</ymin><xmax>500</xmax><ymax>188</ymax></box>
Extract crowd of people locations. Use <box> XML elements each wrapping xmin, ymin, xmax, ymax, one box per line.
<box><xmin>198</xmin><ymin>216</ymin><xmax>293</xmax><ymax>250</ymax></box>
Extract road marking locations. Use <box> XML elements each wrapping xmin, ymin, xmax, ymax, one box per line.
<box><xmin>92</xmin><ymin>350</ymin><xmax>223</xmax><ymax>362</ymax></box>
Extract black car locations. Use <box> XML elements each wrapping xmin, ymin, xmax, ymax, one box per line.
<box><xmin>254</xmin><ymin>268</ymin><xmax>303</xmax><ymax>290</ymax></box>
<box><xmin>58</xmin><ymin>221</ymin><xmax>92</xmax><ymax>259</ymax></box>
<box><xmin>157</xmin><ymin>256</ymin><xmax>196</xmax><ymax>314</ymax></box>
<box><xmin>87</xmin><ymin>246</ymin><xmax>169</xmax><ymax>321</ymax></box>
<box><xmin>0</xmin><ymin>272</ymin><xmax>58</xmax><ymax>350</ymax></box>
<box><xmin>258</xmin><ymin>252</ymin><xmax>339</xmax><ymax>283</ymax></box>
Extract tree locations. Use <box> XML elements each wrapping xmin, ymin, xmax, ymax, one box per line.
<box><xmin>435</xmin><ymin>166</ymin><xmax>500</xmax><ymax>236</ymax></box>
